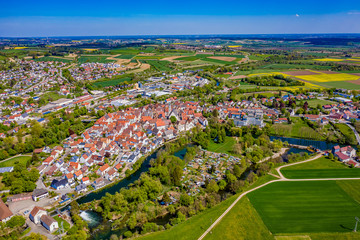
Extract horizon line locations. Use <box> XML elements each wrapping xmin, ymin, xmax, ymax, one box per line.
<box><xmin>2</xmin><ymin>33</ymin><xmax>360</xmax><ymax>39</ymax></box>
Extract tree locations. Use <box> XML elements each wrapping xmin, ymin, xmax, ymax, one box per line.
<box><xmin>206</xmin><ymin>179</ymin><xmax>219</xmax><ymax>193</ymax></box>
<box><xmin>170</xmin><ymin>116</ymin><xmax>177</xmax><ymax>124</ymax></box>
<box><xmin>31</xmin><ymin>151</ymin><xmax>39</xmax><ymax>164</ymax></box>
<box><xmin>180</xmin><ymin>194</ymin><xmax>193</xmax><ymax>206</ymax></box>
<box><xmin>163</xmin><ymin>192</ymin><xmax>171</xmax><ymax>204</ymax></box>
<box><xmin>232</xmin><ymin>143</ymin><xmax>242</xmax><ymax>155</ymax></box>
<box><xmin>218</xmin><ymin>179</ymin><xmax>227</xmax><ymax>190</ymax></box>
<box><xmin>6</xmin><ymin>215</ymin><xmax>25</xmax><ymax>228</ymax></box>
<box><xmin>233</xmin><ymin>165</ymin><xmax>242</xmax><ymax>178</ymax></box>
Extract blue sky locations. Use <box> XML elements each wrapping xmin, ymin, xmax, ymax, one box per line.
<box><xmin>1</xmin><ymin>0</ymin><xmax>360</xmax><ymax>37</ymax></box>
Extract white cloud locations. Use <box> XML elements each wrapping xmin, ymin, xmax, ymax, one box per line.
<box><xmin>295</xmin><ymin>14</ymin><xmax>300</xmax><ymax>17</ymax></box>
<box><xmin>348</xmin><ymin>10</ymin><xmax>360</xmax><ymax>15</ymax></box>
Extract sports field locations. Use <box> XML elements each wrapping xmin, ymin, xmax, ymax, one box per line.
<box><xmin>248</xmin><ymin>180</ymin><xmax>360</xmax><ymax>233</ymax></box>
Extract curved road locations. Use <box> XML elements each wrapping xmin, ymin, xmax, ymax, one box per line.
<box><xmin>198</xmin><ymin>153</ymin><xmax>360</xmax><ymax>240</ymax></box>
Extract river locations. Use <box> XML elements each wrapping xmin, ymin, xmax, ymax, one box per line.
<box><xmin>77</xmin><ymin>151</ymin><xmax>157</xmax><ymax>205</ymax></box>
<box><xmin>269</xmin><ymin>136</ymin><xmax>343</xmax><ymax>151</ymax></box>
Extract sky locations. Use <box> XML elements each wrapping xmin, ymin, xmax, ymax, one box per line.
<box><xmin>1</xmin><ymin>0</ymin><xmax>360</xmax><ymax>37</ymax></box>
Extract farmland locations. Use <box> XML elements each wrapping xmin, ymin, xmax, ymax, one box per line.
<box><xmin>78</xmin><ymin>55</ymin><xmax>115</xmax><ymax>64</ymax></box>
<box><xmin>310</xmin><ymin>81</ymin><xmax>360</xmax><ymax>90</ymax></box>
<box><xmin>144</xmin><ymin>60</ymin><xmax>173</xmax><ymax>71</ymax></box>
<box><xmin>34</xmin><ymin>56</ymin><xmax>73</xmax><ymax>63</ymax></box>
<box><xmin>93</xmin><ymin>77</ymin><xmax>132</xmax><ymax>87</ymax></box>
<box><xmin>204</xmin><ymin>197</ymin><xmax>274</xmax><ymax>240</ymax></box>
<box><xmin>294</xmin><ymin>72</ymin><xmax>359</xmax><ymax>82</ymax></box>
<box><xmin>114</xmin><ymin>54</ymin><xmax>134</xmax><ymax>59</ymax></box>
<box><xmin>281</xmin><ymin>168</ymin><xmax>360</xmax><ymax>179</ymax></box>
<box><xmin>314</xmin><ymin>58</ymin><xmax>344</xmax><ymax>62</ymax></box>
<box><xmin>248</xmin><ymin>180</ymin><xmax>360</xmax><ymax>233</ymax></box>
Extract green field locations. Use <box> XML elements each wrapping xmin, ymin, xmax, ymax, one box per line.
<box><xmin>115</xmin><ymin>54</ymin><xmax>134</xmax><ymax>59</ymax></box>
<box><xmin>40</xmin><ymin>92</ymin><xmax>64</xmax><ymax>102</ymax></box>
<box><xmin>260</xmin><ymin>63</ymin><xmax>331</xmax><ymax>70</ymax></box>
<box><xmin>281</xmin><ymin>169</ymin><xmax>360</xmax><ymax>179</ymax></box>
<box><xmin>135</xmin><ymin>56</ymin><xmax>166</xmax><ymax>60</ymax></box>
<box><xmin>204</xmin><ymin>197</ymin><xmax>274</xmax><ymax>240</ymax></box>
<box><xmin>34</xmin><ymin>56</ymin><xmax>72</xmax><ymax>63</ymax></box>
<box><xmin>0</xmin><ymin>156</ymin><xmax>31</xmax><ymax>168</ymax></box>
<box><xmin>280</xmin><ymin>156</ymin><xmax>360</xmax><ymax>179</ymax></box>
<box><xmin>270</xmin><ymin>118</ymin><xmax>324</xmax><ymax>140</ymax></box>
<box><xmin>282</xmin><ymin>157</ymin><xmax>348</xmax><ymax>170</ymax></box>
<box><xmin>78</xmin><ymin>55</ymin><xmax>115</xmax><ymax>64</ymax></box>
<box><xmin>248</xmin><ymin>181</ymin><xmax>360</xmax><ymax>233</ymax></box>
<box><xmin>145</xmin><ymin>60</ymin><xmax>173</xmax><ymax>71</ymax></box>
<box><xmin>312</xmin><ymin>81</ymin><xmax>360</xmax><ymax>90</ymax></box>
<box><xmin>207</xmin><ymin>137</ymin><xmax>237</xmax><ymax>155</ymax></box>
<box><xmin>306</xmin><ymin>99</ymin><xmax>336</xmax><ymax>108</ymax></box>
<box><xmin>93</xmin><ymin>77</ymin><xmax>132</xmax><ymax>87</ymax></box>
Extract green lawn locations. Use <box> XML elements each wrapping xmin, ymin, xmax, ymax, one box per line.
<box><xmin>282</xmin><ymin>156</ymin><xmax>348</xmax><ymax>170</ymax></box>
<box><xmin>206</xmin><ymin>137</ymin><xmax>237</xmax><ymax>155</ymax></box>
<box><xmin>306</xmin><ymin>99</ymin><xmax>336</xmax><ymax>108</ymax></box>
<box><xmin>270</xmin><ymin>118</ymin><xmax>324</xmax><ymax>140</ymax></box>
<box><xmin>0</xmin><ymin>156</ymin><xmax>31</xmax><ymax>168</ymax></box>
<box><xmin>40</xmin><ymin>92</ymin><xmax>64</xmax><ymax>102</ymax></box>
<box><xmin>204</xmin><ymin>197</ymin><xmax>274</xmax><ymax>240</ymax></box>
<box><xmin>248</xmin><ymin>181</ymin><xmax>360</xmax><ymax>233</ymax></box>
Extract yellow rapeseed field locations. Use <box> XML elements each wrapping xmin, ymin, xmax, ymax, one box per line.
<box><xmin>295</xmin><ymin>73</ymin><xmax>359</xmax><ymax>82</ymax></box>
<box><xmin>83</xmin><ymin>48</ymin><xmax>98</xmax><ymax>51</ymax></box>
<box><xmin>313</xmin><ymin>58</ymin><xmax>343</xmax><ymax>62</ymax></box>
<box><xmin>14</xmin><ymin>47</ymin><xmax>28</xmax><ymax>49</ymax></box>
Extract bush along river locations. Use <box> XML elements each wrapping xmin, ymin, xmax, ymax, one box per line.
<box><xmin>78</xmin><ymin>138</ymin><xmax>339</xmax><ymax>239</ymax></box>
<box><xmin>79</xmin><ymin>145</ymin><xmax>192</xmax><ymax>239</ymax></box>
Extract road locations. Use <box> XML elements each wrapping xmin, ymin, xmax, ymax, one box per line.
<box><xmin>197</xmin><ymin>153</ymin><xmax>360</xmax><ymax>240</ymax></box>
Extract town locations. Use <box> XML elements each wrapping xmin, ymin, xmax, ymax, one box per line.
<box><xmin>1</xmin><ymin>33</ymin><xmax>360</xmax><ymax>240</ymax></box>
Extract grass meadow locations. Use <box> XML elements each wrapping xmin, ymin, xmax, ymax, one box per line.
<box><xmin>0</xmin><ymin>156</ymin><xmax>31</xmax><ymax>168</ymax></box>
<box><xmin>248</xmin><ymin>180</ymin><xmax>360</xmax><ymax>233</ymax></box>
